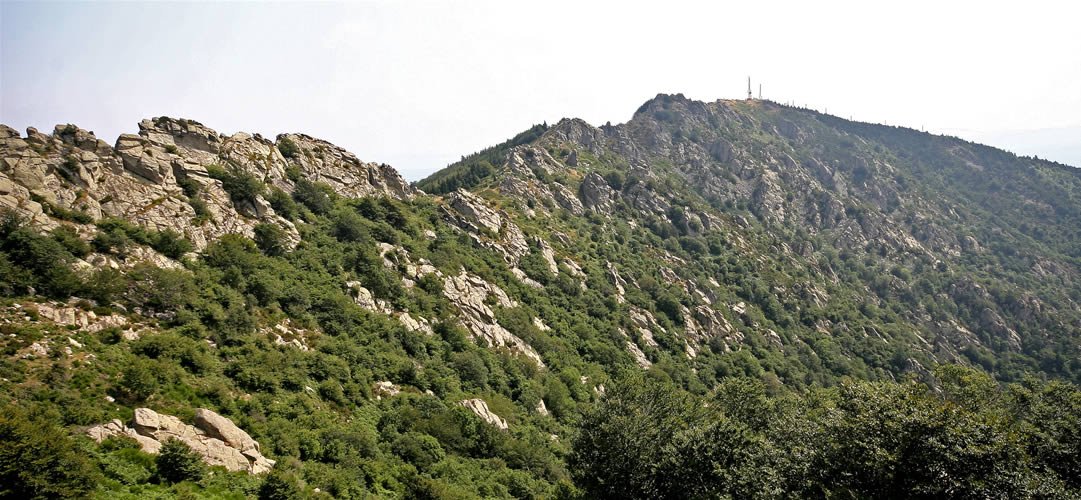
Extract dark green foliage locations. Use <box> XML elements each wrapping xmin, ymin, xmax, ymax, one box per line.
<box><xmin>392</xmin><ymin>431</ymin><xmax>446</xmax><ymax>470</ymax></box>
<box><xmin>259</xmin><ymin>466</ymin><xmax>308</xmax><ymax>500</ymax></box>
<box><xmin>417</xmin><ymin>123</ymin><xmax>548</xmax><ymax>194</ymax></box>
<box><xmin>573</xmin><ymin>368</ymin><xmax>1080</xmax><ymax>498</ymax></box>
<box><xmin>93</xmin><ymin>217</ymin><xmax>193</xmax><ymax>259</ymax></box>
<box><xmin>0</xmin><ymin>404</ymin><xmax>98</xmax><ymax>499</ymax></box>
<box><xmin>118</xmin><ymin>358</ymin><xmax>159</xmax><ymax>401</ymax></box>
<box><xmin>50</xmin><ymin>225</ymin><xmax>90</xmax><ymax>257</ymax></box>
<box><xmin>266</xmin><ymin>187</ymin><xmax>300</xmax><ymax>220</ymax></box>
<box><xmin>0</xmin><ymin>210</ymin><xmax>83</xmax><ymax>297</ymax></box>
<box><xmin>155</xmin><ymin>438</ymin><xmax>205</xmax><ymax>484</ymax></box>
<box><xmin>254</xmin><ymin>222</ymin><xmax>288</xmax><ymax>256</ymax></box>
<box><xmin>603</xmin><ymin>171</ymin><xmax>625</xmax><ymax>191</ymax></box>
<box><xmin>277</xmin><ymin>137</ymin><xmax>300</xmax><ymax>159</ymax></box>
<box><xmin>292</xmin><ymin>179</ymin><xmax>334</xmax><ymax>215</ymax></box>
<box><xmin>206</xmin><ymin>163</ymin><xmax>265</xmax><ymax>207</ymax></box>
<box><xmin>153</xmin><ymin>229</ymin><xmax>194</xmax><ymax>259</ymax></box>
<box><xmin>570</xmin><ymin>374</ymin><xmax>718</xmax><ymax>498</ymax></box>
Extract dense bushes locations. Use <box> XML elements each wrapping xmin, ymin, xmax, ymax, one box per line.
<box><xmin>206</xmin><ymin>163</ymin><xmax>265</xmax><ymax>207</ymax></box>
<box><xmin>93</xmin><ymin>217</ymin><xmax>194</xmax><ymax>259</ymax></box>
<box><xmin>0</xmin><ymin>404</ymin><xmax>99</xmax><ymax>499</ymax></box>
<box><xmin>0</xmin><ymin>211</ymin><xmax>83</xmax><ymax>297</ymax></box>
<box><xmin>572</xmin><ymin>368</ymin><xmax>1081</xmax><ymax>498</ymax></box>
<box><xmin>277</xmin><ymin>137</ymin><xmax>300</xmax><ymax>159</ymax></box>
<box><xmin>155</xmin><ymin>439</ymin><xmax>206</xmax><ymax>484</ymax></box>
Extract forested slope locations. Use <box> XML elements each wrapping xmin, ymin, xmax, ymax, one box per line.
<box><xmin>1</xmin><ymin>96</ymin><xmax>1079</xmax><ymax>498</ymax></box>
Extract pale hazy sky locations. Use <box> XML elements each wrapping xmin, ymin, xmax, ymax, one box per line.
<box><xmin>3</xmin><ymin>1</ymin><xmax>1080</xmax><ymax>179</ymax></box>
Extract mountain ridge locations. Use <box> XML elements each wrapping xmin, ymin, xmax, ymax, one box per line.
<box><xmin>2</xmin><ymin>95</ymin><xmax>1081</xmax><ymax>497</ymax></box>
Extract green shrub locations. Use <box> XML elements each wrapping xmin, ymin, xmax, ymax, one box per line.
<box><xmin>0</xmin><ymin>404</ymin><xmax>99</xmax><ymax>498</ymax></box>
<box><xmin>266</xmin><ymin>187</ymin><xmax>299</xmax><ymax>220</ymax></box>
<box><xmin>206</xmin><ymin>163</ymin><xmax>265</xmax><ymax>207</ymax></box>
<box><xmin>392</xmin><ymin>432</ymin><xmax>446</xmax><ymax>471</ymax></box>
<box><xmin>50</xmin><ymin>225</ymin><xmax>90</xmax><ymax>257</ymax></box>
<box><xmin>155</xmin><ymin>438</ymin><xmax>205</xmax><ymax>484</ymax></box>
<box><xmin>254</xmin><ymin>223</ymin><xmax>288</xmax><ymax>256</ymax></box>
<box><xmin>0</xmin><ymin>213</ymin><xmax>83</xmax><ymax>297</ymax></box>
<box><xmin>118</xmin><ymin>359</ymin><xmax>158</xmax><ymax>401</ymax></box>
<box><xmin>151</xmin><ymin>228</ymin><xmax>194</xmax><ymax>259</ymax></box>
<box><xmin>292</xmin><ymin>179</ymin><xmax>333</xmax><ymax>215</ymax></box>
<box><xmin>277</xmin><ymin>137</ymin><xmax>300</xmax><ymax>159</ymax></box>
<box><xmin>259</xmin><ymin>465</ymin><xmax>307</xmax><ymax>500</ymax></box>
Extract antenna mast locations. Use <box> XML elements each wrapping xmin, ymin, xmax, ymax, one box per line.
<box><xmin>758</xmin><ymin>84</ymin><xmax>762</xmax><ymax>99</ymax></box>
<box><xmin>747</xmin><ymin>77</ymin><xmax>752</xmax><ymax>100</ymax></box>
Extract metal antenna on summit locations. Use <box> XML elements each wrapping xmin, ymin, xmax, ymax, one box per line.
<box><xmin>747</xmin><ymin>77</ymin><xmax>752</xmax><ymax>100</ymax></box>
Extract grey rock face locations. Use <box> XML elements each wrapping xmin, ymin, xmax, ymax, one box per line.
<box><xmin>0</xmin><ymin>118</ymin><xmax>413</xmax><ymax>256</ymax></box>
<box><xmin>87</xmin><ymin>407</ymin><xmax>275</xmax><ymax>474</ymax></box>
<box><xmin>578</xmin><ymin>172</ymin><xmax>615</xmax><ymax>213</ymax></box>
<box><xmin>443</xmin><ymin>271</ymin><xmax>544</xmax><ymax>366</ymax></box>
<box><xmin>459</xmin><ymin>398</ymin><xmax>509</xmax><ymax>430</ymax></box>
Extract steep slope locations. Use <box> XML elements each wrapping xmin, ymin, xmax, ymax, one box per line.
<box><xmin>1</xmin><ymin>99</ymin><xmax>1079</xmax><ymax>498</ymax></box>
<box><xmin>421</xmin><ymin>94</ymin><xmax>1081</xmax><ymax>384</ymax></box>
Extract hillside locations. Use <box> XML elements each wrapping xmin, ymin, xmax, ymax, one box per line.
<box><xmin>1</xmin><ymin>97</ymin><xmax>1080</xmax><ymax>498</ymax></box>
<box><xmin>422</xmin><ymin>94</ymin><xmax>1081</xmax><ymax>385</ymax></box>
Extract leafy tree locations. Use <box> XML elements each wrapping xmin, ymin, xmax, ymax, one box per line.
<box><xmin>292</xmin><ymin>179</ymin><xmax>334</xmax><ymax>215</ymax></box>
<box><xmin>254</xmin><ymin>222</ymin><xmax>288</xmax><ymax>256</ymax></box>
<box><xmin>0</xmin><ymin>211</ymin><xmax>83</xmax><ymax>297</ymax></box>
<box><xmin>277</xmin><ymin>137</ymin><xmax>300</xmax><ymax>159</ymax></box>
<box><xmin>155</xmin><ymin>438</ymin><xmax>205</xmax><ymax>484</ymax></box>
<box><xmin>151</xmin><ymin>228</ymin><xmax>194</xmax><ymax>259</ymax></box>
<box><xmin>392</xmin><ymin>432</ymin><xmax>446</xmax><ymax>471</ymax></box>
<box><xmin>50</xmin><ymin>225</ymin><xmax>90</xmax><ymax>257</ymax></box>
<box><xmin>0</xmin><ymin>404</ymin><xmax>98</xmax><ymax>499</ymax></box>
<box><xmin>259</xmin><ymin>460</ymin><xmax>308</xmax><ymax>500</ymax></box>
<box><xmin>570</xmin><ymin>373</ymin><xmax>717</xmax><ymax>498</ymax></box>
<box><xmin>118</xmin><ymin>358</ymin><xmax>158</xmax><ymax>401</ymax></box>
<box><xmin>206</xmin><ymin>163</ymin><xmax>265</xmax><ymax>207</ymax></box>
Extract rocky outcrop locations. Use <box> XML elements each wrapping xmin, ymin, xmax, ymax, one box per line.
<box><xmin>536</xmin><ymin>237</ymin><xmax>559</xmax><ymax>275</ymax></box>
<box><xmin>443</xmin><ymin>271</ymin><xmax>544</xmax><ymax>366</ymax></box>
<box><xmin>459</xmin><ymin>398</ymin><xmax>508</xmax><ymax>430</ymax></box>
<box><xmin>682</xmin><ymin>305</ymin><xmax>741</xmax><ymax>355</ymax></box>
<box><xmin>606</xmin><ymin>261</ymin><xmax>628</xmax><ymax>304</ymax></box>
<box><xmin>542</xmin><ymin>118</ymin><xmax>607</xmax><ymax>155</ymax></box>
<box><xmin>346</xmin><ymin>281</ymin><xmax>393</xmax><ymax>314</ymax></box>
<box><xmin>87</xmin><ymin>407</ymin><xmax>274</xmax><ymax>474</ymax></box>
<box><xmin>628</xmin><ymin>306</ymin><xmax>662</xmax><ymax>348</ymax></box>
<box><xmin>0</xmin><ymin>118</ymin><xmax>412</xmax><ymax>254</ymax></box>
<box><xmin>276</xmin><ymin>134</ymin><xmax>412</xmax><ymax>200</ymax></box>
<box><xmin>373</xmin><ymin>381</ymin><xmax>402</xmax><ymax>399</ymax></box>
<box><xmin>443</xmin><ymin>189</ymin><xmax>529</xmax><ymax>264</ymax></box>
<box><xmin>261</xmin><ymin>319</ymin><xmax>313</xmax><ymax>351</ymax></box>
<box><xmin>30</xmin><ymin>301</ymin><xmax>129</xmax><ymax>333</ymax></box>
<box><xmin>579</xmin><ymin>172</ymin><xmax>615</xmax><ymax>213</ymax></box>
<box><xmin>623</xmin><ymin>332</ymin><xmax>653</xmax><ymax>369</ymax></box>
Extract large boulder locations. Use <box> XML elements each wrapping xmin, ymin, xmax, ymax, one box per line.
<box><xmin>87</xmin><ymin>407</ymin><xmax>275</xmax><ymax>474</ymax></box>
<box><xmin>459</xmin><ymin>399</ymin><xmax>509</xmax><ymax>430</ymax></box>
<box><xmin>578</xmin><ymin>172</ymin><xmax>615</xmax><ymax>213</ymax></box>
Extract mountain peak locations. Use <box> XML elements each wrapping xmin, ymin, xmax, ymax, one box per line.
<box><xmin>0</xmin><ymin>117</ymin><xmax>412</xmax><ymax>252</ymax></box>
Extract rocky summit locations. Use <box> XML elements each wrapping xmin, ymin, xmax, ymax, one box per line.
<box><xmin>2</xmin><ymin>97</ymin><xmax>1080</xmax><ymax>498</ymax></box>
<box><xmin>0</xmin><ymin>117</ymin><xmax>411</xmax><ymax>253</ymax></box>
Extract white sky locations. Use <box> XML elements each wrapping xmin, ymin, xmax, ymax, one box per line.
<box><xmin>3</xmin><ymin>0</ymin><xmax>1080</xmax><ymax>179</ymax></box>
